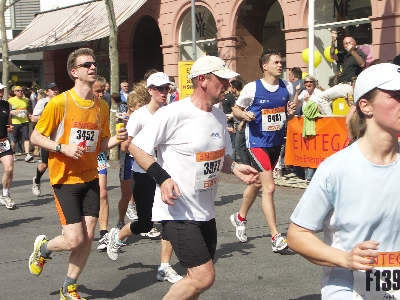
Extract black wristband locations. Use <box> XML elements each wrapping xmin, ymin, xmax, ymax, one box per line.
<box><xmin>147</xmin><ymin>162</ymin><xmax>171</xmax><ymax>186</ymax></box>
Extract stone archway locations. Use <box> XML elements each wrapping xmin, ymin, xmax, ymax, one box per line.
<box><xmin>235</xmin><ymin>0</ymin><xmax>284</xmax><ymax>84</ymax></box>
<box><xmin>132</xmin><ymin>16</ymin><xmax>163</xmax><ymax>82</ymax></box>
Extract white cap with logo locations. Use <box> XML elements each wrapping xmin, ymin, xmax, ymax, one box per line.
<box><xmin>188</xmin><ymin>56</ymin><xmax>239</xmax><ymax>79</ymax></box>
<box><xmin>354</xmin><ymin>63</ymin><xmax>400</xmax><ymax>103</ymax></box>
<box><xmin>0</xmin><ymin>83</ymin><xmax>6</xmax><ymax>89</ymax></box>
<box><xmin>146</xmin><ymin>72</ymin><xmax>173</xmax><ymax>88</ymax></box>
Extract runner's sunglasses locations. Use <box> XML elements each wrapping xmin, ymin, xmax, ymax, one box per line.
<box><xmin>75</xmin><ymin>61</ymin><xmax>98</xmax><ymax>69</ymax></box>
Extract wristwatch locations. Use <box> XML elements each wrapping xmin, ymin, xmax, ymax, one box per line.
<box><xmin>55</xmin><ymin>144</ymin><xmax>62</xmax><ymax>153</ymax></box>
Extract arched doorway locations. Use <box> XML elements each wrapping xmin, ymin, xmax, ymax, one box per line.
<box><xmin>132</xmin><ymin>16</ymin><xmax>163</xmax><ymax>82</ymax></box>
<box><xmin>235</xmin><ymin>0</ymin><xmax>285</xmax><ymax>84</ymax></box>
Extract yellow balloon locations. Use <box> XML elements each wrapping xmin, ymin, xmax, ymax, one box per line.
<box><xmin>314</xmin><ymin>50</ymin><xmax>322</xmax><ymax>68</ymax></box>
<box><xmin>302</xmin><ymin>72</ymin><xmax>309</xmax><ymax>79</ymax></box>
<box><xmin>301</xmin><ymin>48</ymin><xmax>309</xmax><ymax>63</ymax></box>
<box><xmin>324</xmin><ymin>46</ymin><xmax>338</xmax><ymax>63</ymax></box>
<box><xmin>11</xmin><ymin>75</ymin><xmax>18</xmax><ymax>82</ymax></box>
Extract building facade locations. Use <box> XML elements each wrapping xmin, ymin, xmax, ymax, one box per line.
<box><xmin>9</xmin><ymin>0</ymin><xmax>400</xmax><ymax>91</ymax></box>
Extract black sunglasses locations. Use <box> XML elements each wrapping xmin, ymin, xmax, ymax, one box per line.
<box><xmin>152</xmin><ymin>86</ymin><xmax>169</xmax><ymax>92</ymax></box>
<box><xmin>75</xmin><ymin>61</ymin><xmax>98</xmax><ymax>69</ymax></box>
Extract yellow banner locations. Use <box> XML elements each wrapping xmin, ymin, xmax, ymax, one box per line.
<box><xmin>178</xmin><ymin>61</ymin><xmax>194</xmax><ymax>99</ymax></box>
<box><xmin>285</xmin><ymin>116</ymin><xmax>349</xmax><ymax>168</ymax></box>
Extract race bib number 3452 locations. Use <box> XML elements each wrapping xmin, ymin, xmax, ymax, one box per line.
<box><xmin>195</xmin><ymin>148</ymin><xmax>225</xmax><ymax>190</ymax></box>
<box><xmin>353</xmin><ymin>252</ymin><xmax>400</xmax><ymax>299</ymax></box>
<box><xmin>69</xmin><ymin>128</ymin><xmax>99</xmax><ymax>153</ymax></box>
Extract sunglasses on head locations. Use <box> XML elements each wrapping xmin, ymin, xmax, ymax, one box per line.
<box><xmin>152</xmin><ymin>86</ymin><xmax>169</xmax><ymax>92</ymax></box>
<box><xmin>75</xmin><ymin>61</ymin><xmax>98</xmax><ymax>69</ymax></box>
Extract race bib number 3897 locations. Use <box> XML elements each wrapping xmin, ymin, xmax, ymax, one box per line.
<box><xmin>353</xmin><ymin>252</ymin><xmax>400</xmax><ymax>299</ymax></box>
<box><xmin>195</xmin><ymin>148</ymin><xmax>225</xmax><ymax>190</ymax></box>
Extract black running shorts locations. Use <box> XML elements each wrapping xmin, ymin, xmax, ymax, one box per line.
<box><xmin>161</xmin><ymin>219</ymin><xmax>217</xmax><ymax>268</ymax></box>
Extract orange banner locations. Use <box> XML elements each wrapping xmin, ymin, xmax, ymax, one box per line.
<box><xmin>285</xmin><ymin>117</ymin><xmax>349</xmax><ymax>168</ymax></box>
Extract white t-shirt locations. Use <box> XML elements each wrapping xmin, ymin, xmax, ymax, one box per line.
<box><xmin>126</xmin><ymin>105</ymin><xmax>155</xmax><ymax>173</ymax></box>
<box><xmin>32</xmin><ymin>97</ymin><xmax>50</xmax><ymax>116</ymax></box>
<box><xmin>236</xmin><ymin>79</ymin><xmax>294</xmax><ymax>108</ymax></box>
<box><xmin>298</xmin><ymin>88</ymin><xmax>323</xmax><ymax>104</ymax></box>
<box><xmin>133</xmin><ymin>97</ymin><xmax>233</xmax><ymax>222</ymax></box>
<box><xmin>291</xmin><ymin>140</ymin><xmax>400</xmax><ymax>299</ymax></box>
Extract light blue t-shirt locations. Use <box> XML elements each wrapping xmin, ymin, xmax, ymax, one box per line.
<box><xmin>291</xmin><ymin>140</ymin><xmax>400</xmax><ymax>299</ymax></box>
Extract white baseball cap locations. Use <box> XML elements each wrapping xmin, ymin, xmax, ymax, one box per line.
<box><xmin>188</xmin><ymin>56</ymin><xmax>239</xmax><ymax>79</ymax></box>
<box><xmin>0</xmin><ymin>83</ymin><xmax>6</xmax><ymax>89</ymax></box>
<box><xmin>354</xmin><ymin>63</ymin><xmax>400</xmax><ymax>103</ymax></box>
<box><xmin>146</xmin><ymin>72</ymin><xmax>173</xmax><ymax>88</ymax></box>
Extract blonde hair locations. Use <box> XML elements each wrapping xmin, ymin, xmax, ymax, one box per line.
<box><xmin>127</xmin><ymin>80</ymin><xmax>150</xmax><ymax>109</ymax></box>
<box><xmin>37</xmin><ymin>89</ymin><xmax>46</xmax><ymax>100</ymax></box>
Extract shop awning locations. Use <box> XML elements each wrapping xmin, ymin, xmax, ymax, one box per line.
<box><xmin>6</xmin><ymin>0</ymin><xmax>147</xmax><ymax>55</ymax></box>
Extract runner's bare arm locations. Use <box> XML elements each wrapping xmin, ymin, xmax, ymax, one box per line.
<box><xmin>30</xmin><ymin>129</ymin><xmax>84</xmax><ymax>159</ymax></box>
<box><xmin>99</xmin><ymin>127</ymin><xmax>128</xmax><ymax>152</ymax></box>
<box><xmin>221</xmin><ymin>154</ymin><xmax>259</xmax><ymax>185</ymax></box>
<box><xmin>287</xmin><ymin>222</ymin><xmax>379</xmax><ymax>270</ymax></box>
<box><xmin>232</xmin><ymin>105</ymin><xmax>255</xmax><ymax>122</ymax></box>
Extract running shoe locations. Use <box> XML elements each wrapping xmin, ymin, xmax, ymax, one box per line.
<box><xmin>60</xmin><ymin>284</ymin><xmax>86</xmax><ymax>300</ymax></box>
<box><xmin>116</xmin><ymin>221</ymin><xmax>125</xmax><ymax>230</ymax></box>
<box><xmin>107</xmin><ymin>228</ymin><xmax>124</xmax><ymax>261</ymax></box>
<box><xmin>271</xmin><ymin>233</ymin><xmax>288</xmax><ymax>252</ymax></box>
<box><xmin>157</xmin><ymin>266</ymin><xmax>183</xmax><ymax>283</ymax></box>
<box><xmin>230</xmin><ymin>213</ymin><xmax>248</xmax><ymax>243</ymax></box>
<box><xmin>0</xmin><ymin>194</ymin><xmax>16</xmax><ymax>209</ymax></box>
<box><xmin>25</xmin><ymin>153</ymin><xmax>34</xmax><ymax>162</ymax></box>
<box><xmin>32</xmin><ymin>177</ymin><xmax>41</xmax><ymax>196</ymax></box>
<box><xmin>29</xmin><ymin>235</ymin><xmax>51</xmax><ymax>276</ymax></box>
<box><xmin>13</xmin><ymin>154</ymin><xmax>17</xmax><ymax>162</ymax></box>
<box><xmin>97</xmin><ymin>232</ymin><xmax>109</xmax><ymax>250</ymax></box>
<box><xmin>126</xmin><ymin>205</ymin><xmax>138</xmax><ymax>220</ymax></box>
<box><xmin>140</xmin><ymin>228</ymin><xmax>161</xmax><ymax>238</ymax></box>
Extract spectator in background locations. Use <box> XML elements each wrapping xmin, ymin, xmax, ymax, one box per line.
<box><xmin>222</xmin><ymin>82</ymin><xmax>238</xmax><ymax>160</ymax></box>
<box><xmin>105</xmin><ymin>82</ymin><xmax>110</xmax><ymax>94</ymax></box>
<box><xmin>119</xmin><ymin>81</ymin><xmax>129</xmax><ymax>103</ymax></box>
<box><xmin>30</xmin><ymin>88</ymin><xmax>38</xmax><ymax>109</ymax></box>
<box><xmin>288</xmin><ymin>67</ymin><xmax>304</xmax><ymax>115</ymax></box>
<box><xmin>96</xmin><ymin>76</ymin><xmax>111</xmax><ymax>108</ymax></box>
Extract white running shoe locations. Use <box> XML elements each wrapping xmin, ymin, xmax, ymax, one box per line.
<box><xmin>32</xmin><ymin>177</ymin><xmax>41</xmax><ymax>196</ymax></box>
<box><xmin>230</xmin><ymin>213</ymin><xmax>248</xmax><ymax>243</ymax></box>
<box><xmin>0</xmin><ymin>194</ymin><xmax>16</xmax><ymax>210</ymax></box>
<box><xmin>140</xmin><ymin>228</ymin><xmax>161</xmax><ymax>238</ymax></box>
<box><xmin>271</xmin><ymin>233</ymin><xmax>289</xmax><ymax>252</ymax></box>
<box><xmin>25</xmin><ymin>153</ymin><xmax>34</xmax><ymax>162</ymax></box>
<box><xmin>97</xmin><ymin>232</ymin><xmax>109</xmax><ymax>250</ymax></box>
<box><xmin>157</xmin><ymin>266</ymin><xmax>183</xmax><ymax>283</ymax></box>
<box><xmin>107</xmin><ymin>228</ymin><xmax>124</xmax><ymax>260</ymax></box>
<box><xmin>126</xmin><ymin>205</ymin><xmax>138</xmax><ymax>220</ymax></box>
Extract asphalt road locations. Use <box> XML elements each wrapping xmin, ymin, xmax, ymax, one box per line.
<box><xmin>0</xmin><ymin>157</ymin><xmax>322</xmax><ymax>299</ymax></box>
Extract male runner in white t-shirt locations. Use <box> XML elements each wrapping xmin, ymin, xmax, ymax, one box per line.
<box><xmin>130</xmin><ymin>56</ymin><xmax>259</xmax><ymax>299</ymax></box>
<box><xmin>231</xmin><ymin>49</ymin><xmax>296</xmax><ymax>252</ymax></box>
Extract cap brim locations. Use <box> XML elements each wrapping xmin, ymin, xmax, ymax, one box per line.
<box><xmin>146</xmin><ymin>81</ymin><xmax>173</xmax><ymax>88</ymax></box>
<box><xmin>378</xmin><ymin>78</ymin><xmax>400</xmax><ymax>92</ymax></box>
<box><xmin>212</xmin><ymin>69</ymin><xmax>239</xmax><ymax>79</ymax></box>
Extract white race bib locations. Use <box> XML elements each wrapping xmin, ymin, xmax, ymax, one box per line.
<box><xmin>353</xmin><ymin>252</ymin><xmax>400</xmax><ymax>299</ymax></box>
<box><xmin>195</xmin><ymin>148</ymin><xmax>225</xmax><ymax>190</ymax></box>
<box><xmin>97</xmin><ymin>152</ymin><xmax>110</xmax><ymax>171</ymax></box>
<box><xmin>69</xmin><ymin>128</ymin><xmax>99</xmax><ymax>153</ymax></box>
<box><xmin>262</xmin><ymin>107</ymin><xmax>286</xmax><ymax>131</ymax></box>
<box><xmin>0</xmin><ymin>140</ymin><xmax>11</xmax><ymax>153</ymax></box>
<box><xmin>17</xmin><ymin>109</ymin><xmax>27</xmax><ymax>118</ymax></box>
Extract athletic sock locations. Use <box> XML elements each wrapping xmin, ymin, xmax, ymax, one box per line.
<box><xmin>63</xmin><ymin>276</ymin><xmax>77</xmax><ymax>294</ymax></box>
<box><xmin>128</xmin><ymin>203</ymin><xmax>135</xmax><ymax>209</ymax></box>
<box><xmin>35</xmin><ymin>168</ymin><xmax>45</xmax><ymax>184</ymax></box>
<box><xmin>2</xmin><ymin>189</ymin><xmax>9</xmax><ymax>196</ymax></box>
<box><xmin>100</xmin><ymin>230</ymin><xmax>108</xmax><ymax>238</ymax></box>
<box><xmin>237</xmin><ymin>213</ymin><xmax>246</xmax><ymax>222</ymax></box>
<box><xmin>40</xmin><ymin>241</ymin><xmax>52</xmax><ymax>258</ymax></box>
